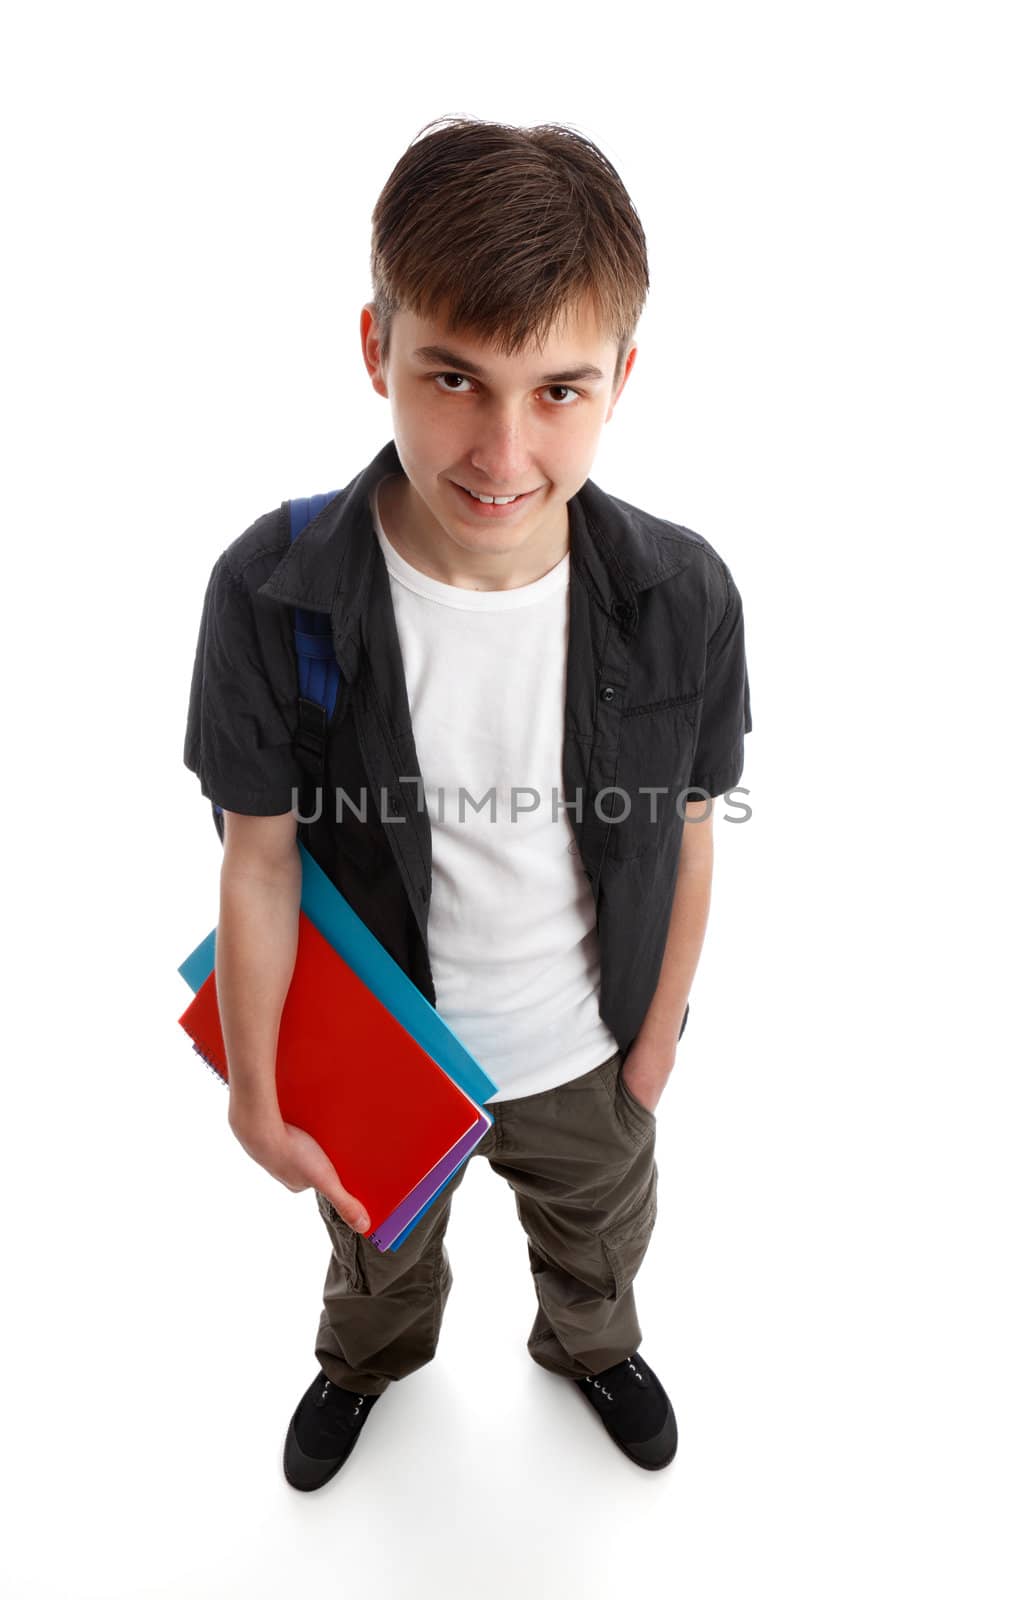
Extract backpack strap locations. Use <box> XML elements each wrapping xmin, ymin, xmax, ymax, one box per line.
<box><xmin>211</xmin><ymin>490</ymin><xmax>343</xmax><ymax>840</ymax></box>
<box><xmin>287</xmin><ymin>492</ymin><xmax>344</xmax><ymax>785</ymax></box>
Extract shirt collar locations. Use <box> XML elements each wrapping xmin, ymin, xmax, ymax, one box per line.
<box><xmin>255</xmin><ymin>437</ymin><xmax>700</xmax><ymax>643</ymax></box>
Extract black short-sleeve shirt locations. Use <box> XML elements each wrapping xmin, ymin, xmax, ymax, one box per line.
<box><xmin>686</xmin><ymin>560</ymin><xmax>752</xmax><ymax>799</ymax></box>
<box><xmin>181</xmin><ymin>436</ymin><xmax>753</xmax><ymax>1054</ymax></box>
<box><xmin>183</xmin><ymin>541</ymin><xmax>304</xmax><ymax>816</ymax></box>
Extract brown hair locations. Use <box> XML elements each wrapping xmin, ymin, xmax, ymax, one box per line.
<box><xmin>369</xmin><ymin>117</ymin><xmax>649</xmax><ymax>392</ymax></box>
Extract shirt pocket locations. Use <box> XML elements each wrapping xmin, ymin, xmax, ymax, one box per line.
<box><xmin>605</xmin><ymin>694</ymin><xmax>700</xmax><ymax>861</ymax></box>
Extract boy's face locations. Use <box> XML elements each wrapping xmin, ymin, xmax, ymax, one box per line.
<box><xmin>360</xmin><ymin>296</ymin><xmax>637</xmax><ymax>582</ymax></box>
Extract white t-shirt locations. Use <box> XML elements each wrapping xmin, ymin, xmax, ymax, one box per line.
<box><xmin>368</xmin><ymin>476</ymin><xmax>620</xmax><ymax>1101</ymax></box>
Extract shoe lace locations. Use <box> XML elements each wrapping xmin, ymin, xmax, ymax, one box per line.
<box><xmin>580</xmin><ymin>1355</ymin><xmax>646</xmax><ymax>1404</ymax></box>
<box><xmin>316</xmin><ymin>1377</ymin><xmax>369</xmax><ymax>1425</ymax></box>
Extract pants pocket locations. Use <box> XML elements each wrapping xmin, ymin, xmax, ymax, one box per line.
<box><xmin>315</xmin><ymin>1189</ymin><xmax>366</xmax><ymax>1292</ymax></box>
<box><xmin>614</xmin><ymin>1056</ymin><xmax>657</xmax><ymax>1144</ymax></box>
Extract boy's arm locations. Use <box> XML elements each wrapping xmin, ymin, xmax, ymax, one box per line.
<box><xmin>620</xmin><ymin>553</ymin><xmax>752</xmax><ymax>1112</ymax></box>
<box><xmin>181</xmin><ymin>543</ymin><xmax>371</xmax><ymax>1231</ymax></box>
<box><xmin>620</xmin><ymin>800</ymin><xmax>714</xmax><ymax>1111</ymax></box>
<box><xmin>217</xmin><ymin>809</ymin><xmax>301</xmax><ymax>1132</ymax></box>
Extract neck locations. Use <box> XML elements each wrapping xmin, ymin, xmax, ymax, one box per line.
<box><xmin>376</xmin><ymin>474</ymin><xmax>568</xmax><ymax>591</ymax></box>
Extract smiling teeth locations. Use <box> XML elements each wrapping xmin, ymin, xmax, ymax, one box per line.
<box><xmin>463</xmin><ymin>486</ymin><xmax>519</xmax><ymax>504</ymax></box>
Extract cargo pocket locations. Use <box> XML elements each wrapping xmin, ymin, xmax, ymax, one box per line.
<box><xmin>601</xmin><ymin>1174</ymin><xmax>658</xmax><ymax>1301</ymax></box>
<box><xmin>315</xmin><ymin>1189</ymin><xmax>366</xmax><ymax>1292</ymax></box>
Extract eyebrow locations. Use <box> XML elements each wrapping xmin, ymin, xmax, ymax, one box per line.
<box><xmin>412</xmin><ymin>344</ymin><xmax>606</xmax><ymax>386</ymax></box>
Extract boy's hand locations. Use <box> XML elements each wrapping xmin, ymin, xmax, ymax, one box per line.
<box><xmin>619</xmin><ymin>1035</ymin><xmax>677</xmax><ymax>1116</ymax></box>
<box><xmin>228</xmin><ymin>1108</ymin><xmax>371</xmax><ymax>1234</ymax></box>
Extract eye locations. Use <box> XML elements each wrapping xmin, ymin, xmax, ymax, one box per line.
<box><xmin>432</xmin><ymin>372</ymin><xmax>475</xmax><ymax>394</ymax></box>
<box><xmin>431</xmin><ymin>373</ymin><xmax>583</xmax><ymax>405</ymax></box>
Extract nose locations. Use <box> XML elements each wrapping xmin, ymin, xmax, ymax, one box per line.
<box><xmin>467</xmin><ymin>410</ymin><xmax>536</xmax><ymax>491</ymax></box>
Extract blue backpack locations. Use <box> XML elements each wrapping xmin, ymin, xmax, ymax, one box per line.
<box><xmin>211</xmin><ymin>491</ymin><xmax>343</xmax><ymax>841</ymax></box>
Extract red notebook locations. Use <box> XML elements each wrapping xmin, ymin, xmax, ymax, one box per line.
<box><xmin>177</xmin><ymin>911</ymin><xmax>480</xmax><ymax>1235</ymax></box>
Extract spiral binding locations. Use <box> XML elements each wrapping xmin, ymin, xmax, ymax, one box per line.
<box><xmin>191</xmin><ymin>1041</ymin><xmax>229</xmax><ymax>1089</ymax></box>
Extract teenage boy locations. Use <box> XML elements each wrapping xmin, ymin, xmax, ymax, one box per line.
<box><xmin>184</xmin><ymin>116</ymin><xmax>752</xmax><ymax>1489</ymax></box>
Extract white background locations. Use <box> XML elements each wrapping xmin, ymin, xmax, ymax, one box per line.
<box><xmin>3</xmin><ymin>2</ymin><xmax>1032</xmax><ymax>1596</ymax></box>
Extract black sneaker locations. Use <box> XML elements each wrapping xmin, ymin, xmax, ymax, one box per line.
<box><xmin>283</xmin><ymin>1371</ymin><xmax>383</xmax><ymax>1491</ymax></box>
<box><xmin>574</xmin><ymin>1351</ymin><xmax>678</xmax><ymax>1470</ymax></box>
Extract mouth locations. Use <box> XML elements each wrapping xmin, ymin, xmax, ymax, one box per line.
<box><xmin>448</xmin><ymin>480</ymin><xmax>543</xmax><ymax>518</ymax></box>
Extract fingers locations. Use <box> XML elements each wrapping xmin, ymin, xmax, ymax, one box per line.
<box><xmin>282</xmin><ymin>1123</ymin><xmax>370</xmax><ymax>1234</ymax></box>
<box><xmin>331</xmin><ymin>1188</ymin><xmax>370</xmax><ymax>1234</ymax></box>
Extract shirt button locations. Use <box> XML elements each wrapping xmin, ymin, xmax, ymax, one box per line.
<box><xmin>613</xmin><ymin>600</ymin><xmax>634</xmax><ymax>625</ymax></box>
<box><xmin>600</xmin><ymin>686</ymin><xmax>616</xmax><ymax>703</ymax></box>
<box><xmin>388</xmin><ymin>794</ymin><xmax>402</xmax><ymax>814</ymax></box>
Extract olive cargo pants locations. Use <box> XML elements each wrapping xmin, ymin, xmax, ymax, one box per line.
<box><xmin>313</xmin><ymin>1047</ymin><xmax>659</xmax><ymax>1395</ymax></box>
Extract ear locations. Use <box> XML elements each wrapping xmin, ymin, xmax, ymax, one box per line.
<box><xmin>361</xmin><ymin>304</ymin><xmax>389</xmax><ymax>399</ymax></box>
<box><xmin>605</xmin><ymin>342</ymin><xmax>638</xmax><ymax>423</ymax></box>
